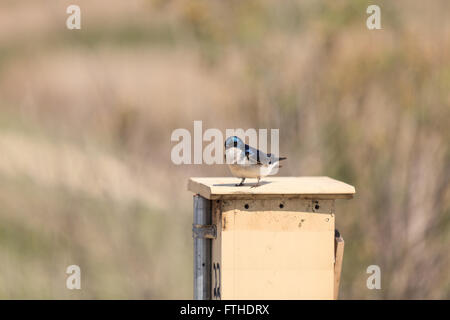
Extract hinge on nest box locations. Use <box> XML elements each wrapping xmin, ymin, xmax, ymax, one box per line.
<box><xmin>192</xmin><ymin>224</ymin><xmax>217</xmax><ymax>239</ymax></box>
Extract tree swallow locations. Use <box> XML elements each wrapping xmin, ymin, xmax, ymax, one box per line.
<box><xmin>224</xmin><ymin>136</ymin><xmax>287</xmax><ymax>187</ymax></box>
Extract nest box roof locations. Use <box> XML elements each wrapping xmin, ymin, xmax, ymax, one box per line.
<box><xmin>188</xmin><ymin>177</ymin><xmax>356</xmax><ymax>200</ymax></box>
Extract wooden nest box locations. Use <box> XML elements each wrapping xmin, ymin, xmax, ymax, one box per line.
<box><xmin>188</xmin><ymin>176</ymin><xmax>355</xmax><ymax>300</ymax></box>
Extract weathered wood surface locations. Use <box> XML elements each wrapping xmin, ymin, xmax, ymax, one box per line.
<box><xmin>188</xmin><ymin>176</ymin><xmax>356</xmax><ymax>200</ymax></box>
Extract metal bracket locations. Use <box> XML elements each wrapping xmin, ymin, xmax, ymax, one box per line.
<box><xmin>192</xmin><ymin>224</ymin><xmax>217</xmax><ymax>239</ymax></box>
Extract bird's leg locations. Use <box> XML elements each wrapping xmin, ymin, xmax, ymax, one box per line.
<box><xmin>235</xmin><ymin>178</ymin><xmax>245</xmax><ymax>186</ymax></box>
<box><xmin>251</xmin><ymin>177</ymin><xmax>261</xmax><ymax>188</ymax></box>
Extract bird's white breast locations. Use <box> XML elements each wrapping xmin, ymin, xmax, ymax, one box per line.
<box><xmin>228</xmin><ymin>163</ymin><xmax>261</xmax><ymax>178</ymax></box>
<box><xmin>225</xmin><ymin>147</ymin><xmax>245</xmax><ymax>164</ymax></box>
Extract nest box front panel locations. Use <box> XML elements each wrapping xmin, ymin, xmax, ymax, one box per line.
<box><xmin>211</xmin><ymin>198</ymin><xmax>335</xmax><ymax>300</ymax></box>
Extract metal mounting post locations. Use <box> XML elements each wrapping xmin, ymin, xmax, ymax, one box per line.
<box><xmin>193</xmin><ymin>195</ymin><xmax>212</xmax><ymax>300</ymax></box>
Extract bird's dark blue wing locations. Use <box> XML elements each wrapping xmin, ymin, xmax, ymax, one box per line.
<box><xmin>245</xmin><ymin>144</ymin><xmax>284</xmax><ymax>165</ymax></box>
<box><xmin>245</xmin><ymin>144</ymin><xmax>262</xmax><ymax>164</ymax></box>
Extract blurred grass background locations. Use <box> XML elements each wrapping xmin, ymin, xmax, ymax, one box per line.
<box><xmin>0</xmin><ymin>0</ymin><xmax>449</xmax><ymax>299</ymax></box>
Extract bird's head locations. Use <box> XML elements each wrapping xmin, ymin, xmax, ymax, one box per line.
<box><xmin>224</xmin><ymin>136</ymin><xmax>245</xmax><ymax>150</ymax></box>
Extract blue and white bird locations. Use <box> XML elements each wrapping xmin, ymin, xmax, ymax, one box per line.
<box><xmin>224</xmin><ymin>136</ymin><xmax>287</xmax><ymax>187</ymax></box>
